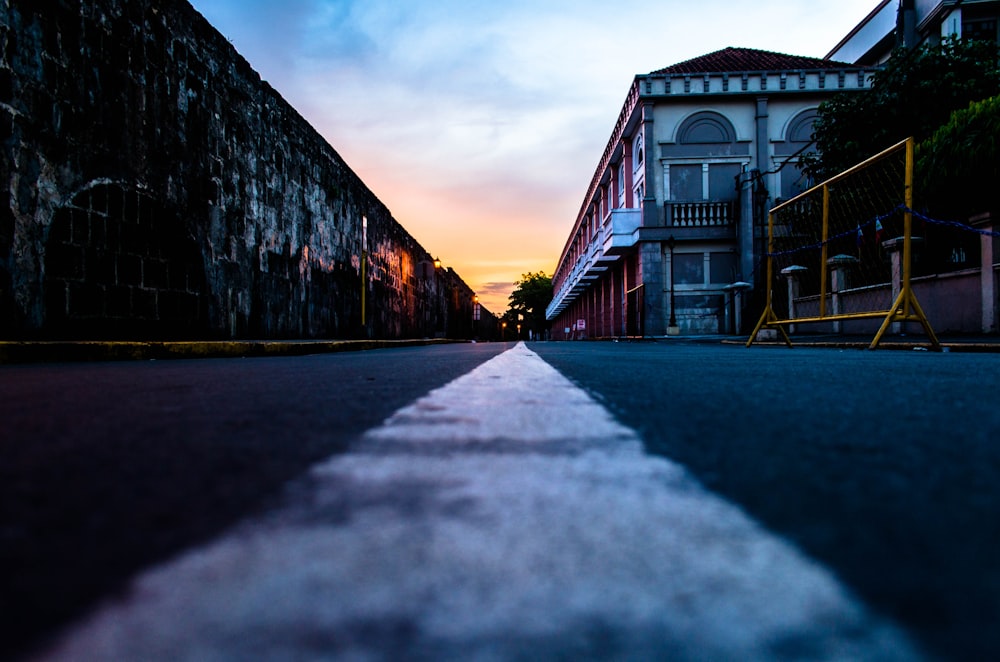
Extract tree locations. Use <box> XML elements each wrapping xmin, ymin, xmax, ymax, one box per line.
<box><xmin>805</xmin><ymin>37</ymin><xmax>1000</xmax><ymax>181</ymax></box>
<box><xmin>506</xmin><ymin>272</ymin><xmax>552</xmax><ymax>339</ymax></box>
<box><xmin>917</xmin><ymin>94</ymin><xmax>1000</xmax><ymax>219</ymax></box>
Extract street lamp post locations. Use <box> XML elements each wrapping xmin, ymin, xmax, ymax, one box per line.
<box><xmin>667</xmin><ymin>235</ymin><xmax>680</xmax><ymax>336</ymax></box>
<box><xmin>361</xmin><ymin>216</ymin><xmax>368</xmax><ymax>335</ymax></box>
<box><xmin>472</xmin><ymin>294</ymin><xmax>480</xmax><ymax>339</ymax></box>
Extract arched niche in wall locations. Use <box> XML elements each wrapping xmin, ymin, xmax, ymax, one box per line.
<box><xmin>774</xmin><ymin>108</ymin><xmax>820</xmax><ymax>200</ymax></box>
<box><xmin>663</xmin><ymin>111</ymin><xmax>749</xmax><ymax>158</ymax></box>
<box><xmin>678</xmin><ymin>111</ymin><xmax>738</xmax><ymax>145</ymax></box>
<box><xmin>776</xmin><ymin>108</ymin><xmax>819</xmax><ymax>157</ymax></box>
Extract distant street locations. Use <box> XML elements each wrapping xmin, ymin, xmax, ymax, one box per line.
<box><xmin>4</xmin><ymin>341</ymin><xmax>1000</xmax><ymax>660</ymax></box>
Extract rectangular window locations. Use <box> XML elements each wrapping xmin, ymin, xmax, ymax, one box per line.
<box><xmin>963</xmin><ymin>18</ymin><xmax>998</xmax><ymax>41</ymax></box>
<box><xmin>670</xmin><ymin>165</ymin><xmax>701</xmax><ymax>200</ymax></box>
<box><xmin>709</xmin><ymin>252</ymin><xmax>737</xmax><ymax>284</ymax></box>
<box><xmin>673</xmin><ymin>253</ymin><xmax>704</xmax><ymax>285</ymax></box>
<box><xmin>618</xmin><ymin>164</ymin><xmax>625</xmax><ymax>207</ymax></box>
<box><xmin>669</xmin><ymin>163</ymin><xmax>742</xmax><ymax>200</ymax></box>
<box><xmin>708</xmin><ymin>164</ymin><xmax>741</xmax><ymax>201</ymax></box>
<box><xmin>780</xmin><ymin>163</ymin><xmax>811</xmax><ymax>200</ymax></box>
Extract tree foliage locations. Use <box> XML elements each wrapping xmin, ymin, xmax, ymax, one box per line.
<box><xmin>506</xmin><ymin>272</ymin><xmax>552</xmax><ymax>338</ymax></box>
<box><xmin>916</xmin><ymin>93</ymin><xmax>1000</xmax><ymax>218</ymax></box>
<box><xmin>805</xmin><ymin>37</ymin><xmax>1000</xmax><ymax>181</ymax></box>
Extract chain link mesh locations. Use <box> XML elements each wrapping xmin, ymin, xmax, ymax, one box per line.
<box><xmin>766</xmin><ymin>140</ymin><xmax>909</xmax><ymax>322</ymax></box>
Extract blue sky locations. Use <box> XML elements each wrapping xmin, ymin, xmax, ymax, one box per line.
<box><xmin>189</xmin><ymin>0</ymin><xmax>880</xmax><ymax>313</ymax></box>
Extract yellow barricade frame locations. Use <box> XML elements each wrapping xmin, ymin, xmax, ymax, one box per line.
<box><xmin>747</xmin><ymin>137</ymin><xmax>940</xmax><ymax>350</ymax></box>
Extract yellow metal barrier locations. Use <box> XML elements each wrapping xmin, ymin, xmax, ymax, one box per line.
<box><xmin>747</xmin><ymin>137</ymin><xmax>940</xmax><ymax>350</ymax></box>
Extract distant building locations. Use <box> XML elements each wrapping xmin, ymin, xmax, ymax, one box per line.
<box><xmin>546</xmin><ymin>48</ymin><xmax>877</xmax><ymax>337</ymax></box>
<box><xmin>828</xmin><ymin>0</ymin><xmax>1000</xmax><ymax>65</ymax></box>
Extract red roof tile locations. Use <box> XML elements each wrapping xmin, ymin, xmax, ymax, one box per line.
<box><xmin>649</xmin><ymin>47</ymin><xmax>854</xmax><ymax>75</ymax></box>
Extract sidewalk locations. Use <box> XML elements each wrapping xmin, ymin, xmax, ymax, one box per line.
<box><xmin>0</xmin><ymin>338</ymin><xmax>466</xmax><ymax>364</ymax></box>
<box><xmin>729</xmin><ymin>332</ymin><xmax>1000</xmax><ymax>352</ymax></box>
<box><xmin>595</xmin><ymin>333</ymin><xmax>1000</xmax><ymax>352</ymax></box>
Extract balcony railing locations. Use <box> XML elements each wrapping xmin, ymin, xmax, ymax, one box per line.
<box><xmin>666</xmin><ymin>200</ymin><xmax>734</xmax><ymax>227</ymax></box>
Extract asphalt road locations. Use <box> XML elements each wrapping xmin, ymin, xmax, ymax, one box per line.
<box><xmin>0</xmin><ymin>342</ymin><xmax>510</xmax><ymax>659</ymax></box>
<box><xmin>532</xmin><ymin>341</ymin><xmax>1000</xmax><ymax>661</ymax></box>
<box><xmin>3</xmin><ymin>340</ymin><xmax>999</xmax><ymax>660</ymax></box>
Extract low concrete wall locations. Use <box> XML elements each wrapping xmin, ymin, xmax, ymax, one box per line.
<box><xmin>1</xmin><ymin>0</ymin><xmax>491</xmax><ymax>340</ymax></box>
<box><xmin>789</xmin><ymin>269</ymin><xmax>987</xmax><ymax>335</ymax></box>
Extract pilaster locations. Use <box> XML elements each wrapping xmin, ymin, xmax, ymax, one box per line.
<box><xmin>640</xmin><ymin>242</ymin><xmax>666</xmax><ymax>336</ymax></box>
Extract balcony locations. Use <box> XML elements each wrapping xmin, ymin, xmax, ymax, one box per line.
<box><xmin>603</xmin><ymin>208</ymin><xmax>642</xmax><ymax>256</ymax></box>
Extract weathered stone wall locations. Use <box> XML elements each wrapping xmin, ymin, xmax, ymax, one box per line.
<box><xmin>1</xmin><ymin>0</ymin><xmax>492</xmax><ymax>339</ymax></box>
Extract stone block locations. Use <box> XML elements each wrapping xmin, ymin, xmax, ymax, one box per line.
<box><xmin>45</xmin><ymin>242</ymin><xmax>84</xmax><ymax>280</ymax></box>
<box><xmin>71</xmin><ymin>210</ymin><xmax>89</xmax><ymax>244</ymax></box>
<box><xmin>142</xmin><ymin>258</ymin><xmax>169</xmax><ymax>289</ymax></box>
<box><xmin>68</xmin><ymin>281</ymin><xmax>105</xmax><ymax>317</ymax></box>
<box><xmin>107</xmin><ymin>285</ymin><xmax>133</xmax><ymax>317</ymax></box>
<box><xmin>133</xmin><ymin>288</ymin><xmax>158</xmax><ymax>319</ymax></box>
<box><xmin>117</xmin><ymin>253</ymin><xmax>142</xmax><ymax>286</ymax></box>
<box><xmin>85</xmin><ymin>247</ymin><xmax>116</xmax><ymax>283</ymax></box>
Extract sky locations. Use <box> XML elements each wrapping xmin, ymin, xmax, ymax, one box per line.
<box><xmin>188</xmin><ymin>0</ymin><xmax>880</xmax><ymax>314</ymax></box>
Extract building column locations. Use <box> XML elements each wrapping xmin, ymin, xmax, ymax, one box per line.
<box><xmin>972</xmin><ymin>213</ymin><xmax>997</xmax><ymax>333</ymax></box>
<box><xmin>640</xmin><ymin>241</ymin><xmax>666</xmax><ymax>336</ymax></box>
<box><xmin>827</xmin><ymin>254</ymin><xmax>858</xmax><ymax>334</ymax></box>
<box><xmin>780</xmin><ymin>265</ymin><xmax>807</xmax><ymax>333</ymax></box>
<box><xmin>623</xmin><ymin>141</ymin><xmax>634</xmax><ymax>207</ymax></box>
<box><xmin>755</xmin><ymin>98</ymin><xmax>769</xmax><ymax>185</ymax></box>
<box><xmin>641</xmin><ymin>101</ymin><xmax>659</xmax><ymax>228</ymax></box>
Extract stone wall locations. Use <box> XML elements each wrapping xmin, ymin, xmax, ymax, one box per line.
<box><xmin>1</xmin><ymin>0</ymin><xmax>492</xmax><ymax>340</ymax></box>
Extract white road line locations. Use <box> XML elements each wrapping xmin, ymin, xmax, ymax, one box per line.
<box><xmin>37</xmin><ymin>343</ymin><xmax>923</xmax><ymax>661</ymax></box>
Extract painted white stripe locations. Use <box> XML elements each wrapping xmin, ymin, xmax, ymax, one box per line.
<box><xmin>37</xmin><ymin>343</ymin><xmax>922</xmax><ymax>661</ymax></box>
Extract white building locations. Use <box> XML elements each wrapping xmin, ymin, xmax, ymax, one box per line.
<box><xmin>829</xmin><ymin>0</ymin><xmax>1000</xmax><ymax>65</ymax></box>
<box><xmin>547</xmin><ymin>48</ymin><xmax>877</xmax><ymax>337</ymax></box>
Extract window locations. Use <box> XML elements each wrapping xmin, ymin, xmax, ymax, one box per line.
<box><xmin>780</xmin><ymin>164</ymin><xmax>812</xmax><ymax>200</ymax></box>
<box><xmin>618</xmin><ymin>163</ymin><xmax>625</xmax><ymax>207</ymax></box>
<box><xmin>708</xmin><ymin>164</ymin><xmax>740</xmax><ymax>201</ymax></box>
<box><xmin>709</xmin><ymin>252</ymin><xmax>737</xmax><ymax>284</ymax></box>
<box><xmin>670</xmin><ymin>165</ymin><xmax>701</xmax><ymax>200</ymax></box>
<box><xmin>963</xmin><ymin>18</ymin><xmax>998</xmax><ymax>41</ymax></box>
<box><xmin>673</xmin><ymin>253</ymin><xmax>704</xmax><ymax>285</ymax></box>
<box><xmin>668</xmin><ymin>163</ymin><xmax>740</xmax><ymax>201</ymax></box>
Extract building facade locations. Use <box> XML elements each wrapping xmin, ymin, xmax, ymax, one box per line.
<box><xmin>828</xmin><ymin>0</ymin><xmax>1000</xmax><ymax>65</ymax></box>
<box><xmin>547</xmin><ymin>48</ymin><xmax>877</xmax><ymax>337</ymax></box>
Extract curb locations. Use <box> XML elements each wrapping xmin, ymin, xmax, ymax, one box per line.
<box><xmin>0</xmin><ymin>338</ymin><xmax>466</xmax><ymax>364</ymax></box>
<box><xmin>722</xmin><ymin>339</ymin><xmax>1000</xmax><ymax>352</ymax></box>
